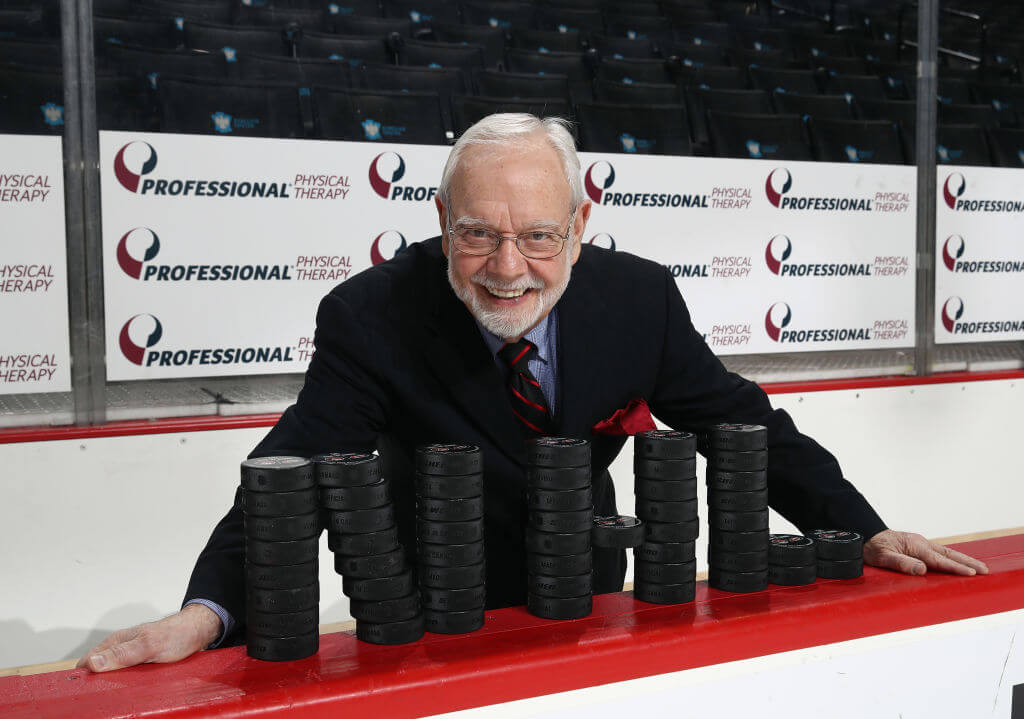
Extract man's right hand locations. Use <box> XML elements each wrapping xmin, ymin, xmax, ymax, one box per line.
<box><xmin>76</xmin><ymin>603</ymin><xmax>222</xmax><ymax>673</ymax></box>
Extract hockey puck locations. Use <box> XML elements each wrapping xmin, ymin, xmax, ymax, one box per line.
<box><xmin>768</xmin><ymin>534</ymin><xmax>816</xmax><ymax>565</ymax></box>
<box><xmin>709</xmin><ymin>509</ymin><xmax>768</xmax><ymax>532</ymax></box>
<box><xmin>809</xmin><ymin>529</ymin><xmax>864</xmax><ymax>561</ymax></box>
<box><xmin>707</xmin><ymin>548</ymin><xmax>769</xmax><ymax>573</ymax></box>
<box><xmin>633</xmin><ymin>457</ymin><xmax>697</xmax><ymax>481</ymax></box>
<box><xmin>633</xmin><ymin>580</ymin><xmax>695</xmax><ymax>605</ymax></box>
<box><xmin>708</xmin><ymin>567</ymin><xmax>769</xmax><ymax>593</ymax></box>
<box><xmin>356</xmin><ymin>614</ymin><xmax>425</xmax><ymax>645</ymax></box>
<box><xmin>349</xmin><ymin>593</ymin><xmax>421</xmax><ymax>623</ymax></box>
<box><xmin>415</xmin><ymin>444</ymin><xmax>482</xmax><ymax>476</ymax></box>
<box><xmin>527</xmin><ymin>593</ymin><xmax>592</xmax><ymax>619</ymax></box>
<box><xmin>817</xmin><ymin>557</ymin><xmax>864</xmax><ymax>579</ymax></box>
<box><xmin>343</xmin><ymin>569</ymin><xmax>415</xmax><ymax>601</ymax></box>
<box><xmin>529</xmin><ymin>486</ymin><xmax>593</xmax><ymax>512</ymax></box>
<box><xmin>635</xmin><ymin>430</ymin><xmax>697</xmax><ymax>460</ymax></box>
<box><xmin>333</xmin><ymin>547</ymin><xmax>407</xmax><ymax>579</ymax></box>
<box><xmin>246</xmin><ymin>608</ymin><xmax>318</xmax><ymax>638</ymax></box>
<box><xmin>635</xmin><ymin>559</ymin><xmax>696</xmax><ymax>584</ymax></box>
<box><xmin>247</xmin><ymin>537</ymin><xmax>317</xmax><ymax>565</ymax></box>
<box><xmin>636</xmin><ymin>497</ymin><xmax>698</xmax><ymax>523</ymax></box>
<box><xmin>313</xmin><ymin>452</ymin><xmax>381</xmax><ymax>488</ymax></box>
<box><xmin>243</xmin><ymin>488</ymin><xmax>318</xmax><ymax>517</ymax></box>
<box><xmin>326</xmin><ymin>505</ymin><xmax>395</xmax><ymax>534</ymax></box>
<box><xmin>420</xmin><ymin>561</ymin><xmax>486</xmax><ymax>589</ymax></box>
<box><xmin>415</xmin><ymin>472</ymin><xmax>484</xmax><ymax>499</ymax></box>
<box><xmin>526</xmin><ymin>465</ymin><xmax>591</xmax><ymax>490</ymax></box>
<box><xmin>319</xmin><ymin>479</ymin><xmax>391</xmax><ymax>510</ymax></box>
<box><xmin>706</xmin><ymin>469</ymin><xmax>767</xmax><ymax>492</ymax></box>
<box><xmin>645</xmin><ymin>519</ymin><xmax>699</xmax><ymax>543</ymax></box>
<box><xmin>591</xmin><ymin>515</ymin><xmax>645</xmax><ymax>549</ymax></box>
<box><xmin>424</xmin><ymin>607</ymin><xmax>485</xmax><ymax>634</ymax></box>
<box><xmin>527</xmin><ymin>551</ymin><xmax>593</xmax><ymax>576</ymax></box>
<box><xmin>327</xmin><ymin>526</ymin><xmax>398</xmax><ymax>556</ymax></box>
<box><xmin>244</xmin><ymin>512</ymin><xmax>320</xmax><ymax>541</ymax></box>
<box><xmin>418</xmin><ymin>540</ymin><xmax>485</xmax><ymax>567</ymax></box>
<box><xmin>421</xmin><ymin>584</ymin><xmax>486</xmax><ymax>612</ymax></box>
<box><xmin>417</xmin><ymin>495</ymin><xmax>484</xmax><ymax>522</ymax></box>
<box><xmin>708</xmin><ymin>488</ymin><xmax>768</xmax><ymax>512</ymax></box>
<box><xmin>705</xmin><ymin>423</ymin><xmax>768</xmax><ymax>451</ymax></box>
<box><xmin>709</xmin><ymin>528</ymin><xmax>769</xmax><ymax>553</ymax></box>
<box><xmin>246</xmin><ymin>560</ymin><xmax>318</xmax><ymax>590</ymax></box>
<box><xmin>768</xmin><ymin>563</ymin><xmax>817</xmax><ymax>586</ymax></box>
<box><xmin>635</xmin><ymin>477</ymin><xmax>697</xmax><ymax>502</ymax></box>
<box><xmin>708</xmin><ymin>449</ymin><xmax>767</xmax><ymax>472</ymax></box>
<box><xmin>529</xmin><ymin>508</ymin><xmax>594</xmax><ymax>533</ymax></box>
<box><xmin>634</xmin><ymin>541</ymin><xmax>696</xmax><ymax>564</ymax></box>
<box><xmin>529</xmin><ymin>572</ymin><xmax>593</xmax><ymax>598</ymax></box>
<box><xmin>248</xmin><ymin>584</ymin><xmax>319</xmax><ymax>613</ymax></box>
<box><xmin>525</xmin><ymin>527</ymin><xmax>591</xmax><ymax>555</ymax></box>
<box><xmin>246</xmin><ymin>631</ymin><xmax>318</xmax><ymax>661</ymax></box>
<box><xmin>527</xmin><ymin>437</ymin><xmax>591</xmax><ymax>468</ymax></box>
<box><xmin>241</xmin><ymin>456</ymin><xmax>315</xmax><ymax>494</ymax></box>
<box><xmin>416</xmin><ymin>518</ymin><xmax>485</xmax><ymax>544</ymax></box>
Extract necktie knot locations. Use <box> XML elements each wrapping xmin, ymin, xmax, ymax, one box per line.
<box><xmin>498</xmin><ymin>339</ymin><xmax>537</xmax><ymax>369</ymax></box>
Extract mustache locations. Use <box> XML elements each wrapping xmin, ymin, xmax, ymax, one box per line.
<box><xmin>470</xmin><ymin>271</ymin><xmax>546</xmax><ymax>292</ymax></box>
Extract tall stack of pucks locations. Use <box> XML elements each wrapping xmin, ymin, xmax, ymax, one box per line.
<box><xmin>415</xmin><ymin>444</ymin><xmax>486</xmax><ymax>634</ymax></box>
<box><xmin>632</xmin><ymin>430</ymin><xmax>698</xmax><ymax>604</ymax></box>
<box><xmin>242</xmin><ymin>456</ymin><xmax>320</xmax><ymax>661</ymax></box>
<box><xmin>810</xmin><ymin>529</ymin><xmax>864</xmax><ymax>579</ymax></box>
<box><xmin>767</xmin><ymin>534</ymin><xmax>817</xmax><ymax>586</ymax></box>
<box><xmin>704</xmin><ymin>424</ymin><xmax>770</xmax><ymax>593</ymax></box>
<box><xmin>526</xmin><ymin>437</ymin><xmax>594</xmax><ymax>620</ymax></box>
<box><xmin>317</xmin><ymin>452</ymin><xmax>423</xmax><ymax>645</ymax></box>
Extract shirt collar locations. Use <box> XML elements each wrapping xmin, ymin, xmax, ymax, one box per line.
<box><xmin>477</xmin><ymin>310</ymin><xmax>554</xmax><ymax>365</ymax></box>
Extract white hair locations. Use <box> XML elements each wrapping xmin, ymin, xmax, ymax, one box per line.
<box><xmin>438</xmin><ymin>113</ymin><xmax>583</xmax><ymax>210</ymax></box>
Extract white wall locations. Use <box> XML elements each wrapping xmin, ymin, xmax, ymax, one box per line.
<box><xmin>1</xmin><ymin>377</ymin><xmax>1021</xmax><ymax>669</ymax></box>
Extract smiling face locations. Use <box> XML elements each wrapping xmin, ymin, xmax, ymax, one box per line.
<box><xmin>437</xmin><ymin>136</ymin><xmax>590</xmax><ymax>341</ymax></box>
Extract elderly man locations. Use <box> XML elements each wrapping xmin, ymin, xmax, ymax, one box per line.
<box><xmin>79</xmin><ymin>113</ymin><xmax>987</xmax><ymax>672</ymax></box>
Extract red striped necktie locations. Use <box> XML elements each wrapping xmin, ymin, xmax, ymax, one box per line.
<box><xmin>497</xmin><ymin>339</ymin><xmax>552</xmax><ymax>437</ymax></box>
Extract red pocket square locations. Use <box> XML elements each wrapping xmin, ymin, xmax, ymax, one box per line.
<box><xmin>592</xmin><ymin>398</ymin><xmax>657</xmax><ymax>436</ymax></box>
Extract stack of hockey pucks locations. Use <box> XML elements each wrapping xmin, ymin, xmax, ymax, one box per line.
<box><xmin>242</xmin><ymin>456</ymin><xmax>320</xmax><ymax>661</ymax></box>
<box><xmin>767</xmin><ymin>534</ymin><xmax>817</xmax><ymax>586</ymax></box>
<box><xmin>317</xmin><ymin>452</ymin><xmax>423</xmax><ymax>645</ymax></box>
<box><xmin>525</xmin><ymin>437</ymin><xmax>594</xmax><ymax>620</ymax></box>
<box><xmin>810</xmin><ymin>529</ymin><xmax>864</xmax><ymax>579</ymax></box>
<box><xmin>415</xmin><ymin>444</ymin><xmax>486</xmax><ymax>634</ymax></box>
<box><xmin>632</xmin><ymin>430</ymin><xmax>699</xmax><ymax>604</ymax></box>
<box><xmin>704</xmin><ymin>424</ymin><xmax>770</xmax><ymax>593</ymax></box>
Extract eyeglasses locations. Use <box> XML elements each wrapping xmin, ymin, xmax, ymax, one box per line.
<box><xmin>447</xmin><ymin>209</ymin><xmax>577</xmax><ymax>259</ymax></box>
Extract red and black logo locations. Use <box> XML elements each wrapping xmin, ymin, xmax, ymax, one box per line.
<box><xmin>368</xmin><ymin>152</ymin><xmax>406</xmax><ymax>198</ymax></box>
<box><xmin>764</xmin><ymin>168</ymin><xmax>792</xmax><ymax>208</ymax></box>
<box><xmin>764</xmin><ymin>302</ymin><xmax>792</xmax><ymax>341</ymax></box>
<box><xmin>114</xmin><ymin>142</ymin><xmax>158</xmax><ymax>193</ymax></box>
<box><xmin>587</xmin><ymin>233</ymin><xmax>616</xmax><ymax>250</ymax></box>
<box><xmin>764</xmin><ymin>234</ymin><xmax>792</xmax><ymax>274</ymax></box>
<box><xmin>942</xmin><ymin>172</ymin><xmax>966</xmax><ymax>210</ymax></box>
<box><xmin>584</xmin><ymin>161</ymin><xmax>615</xmax><ymax>204</ymax></box>
<box><xmin>942</xmin><ymin>235</ymin><xmax>965</xmax><ymax>271</ymax></box>
<box><xmin>370</xmin><ymin>230</ymin><xmax>407</xmax><ymax>266</ymax></box>
<box><xmin>119</xmin><ymin>314</ymin><xmax>163</xmax><ymax>365</ymax></box>
<box><xmin>116</xmin><ymin>228</ymin><xmax>161</xmax><ymax>279</ymax></box>
<box><xmin>941</xmin><ymin>296</ymin><xmax>965</xmax><ymax>333</ymax></box>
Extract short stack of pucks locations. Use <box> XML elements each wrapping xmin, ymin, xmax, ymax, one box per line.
<box><xmin>415</xmin><ymin>444</ymin><xmax>486</xmax><ymax>635</ymax></box>
<box><xmin>632</xmin><ymin>430</ymin><xmax>698</xmax><ymax>604</ymax></box>
<box><xmin>810</xmin><ymin>529</ymin><xmax>864</xmax><ymax>579</ymax></box>
<box><xmin>526</xmin><ymin>437</ymin><xmax>594</xmax><ymax>620</ymax></box>
<box><xmin>317</xmin><ymin>452</ymin><xmax>423</xmax><ymax>645</ymax></box>
<box><xmin>242</xmin><ymin>456</ymin><xmax>320</xmax><ymax>661</ymax></box>
<box><xmin>704</xmin><ymin>424</ymin><xmax>770</xmax><ymax>593</ymax></box>
<box><xmin>767</xmin><ymin>534</ymin><xmax>817</xmax><ymax>586</ymax></box>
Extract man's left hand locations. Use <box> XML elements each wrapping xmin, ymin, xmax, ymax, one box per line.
<box><xmin>863</xmin><ymin>529</ymin><xmax>990</xmax><ymax>576</ymax></box>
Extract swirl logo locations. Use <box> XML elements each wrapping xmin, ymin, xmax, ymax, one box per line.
<box><xmin>119</xmin><ymin>314</ymin><xmax>163</xmax><ymax>365</ymax></box>
<box><xmin>116</xmin><ymin>228</ymin><xmax>161</xmax><ymax>279</ymax></box>
<box><xmin>764</xmin><ymin>302</ymin><xmax>792</xmax><ymax>341</ymax></box>
<box><xmin>941</xmin><ymin>297</ymin><xmax>964</xmax><ymax>333</ymax></box>
<box><xmin>584</xmin><ymin>161</ymin><xmax>615</xmax><ymax>204</ymax></box>
<box><xmin>587</xmin><ymin>233</ymin><xmax>616</xmax><ymax>250</ymax></box>
<box><xmin>368</xmin><ymin>152</ymin><xmax>406</xmax><ymax>199</ymax></box>
<box><xmin>113</xmin><ymin>142</ymin><xmax>158</xmax><ymax>193</ymax></box>
<box><xmin>764</xmin><ymin>168</ymin><xmax>792</xmax><ymax>208</ymax></box>
<box><xmin>942</xmin><ymin>172</ymin><xmax>966</xmax><ymax>209</ymax></box>
<box><xmin>942</xmin><ymin>235</ymin><xmax>965</xmax><ymax>271</ymax></box>
<box><xmin>370</xmin><ymin>230</ymin><xmax>407</xmax><ymax>266</ymax></box>
<box><xmin>764</xmin><ymin>234</ymin><xmax>792</xmax><ymax>275</ymax></box>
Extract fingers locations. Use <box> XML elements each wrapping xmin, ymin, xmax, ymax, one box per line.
<box><xmin>937</xmin><ymin>544</ymin><xmax>990</xmax><ymax>574</ymax></box>
<box><xmin>83</xmin><ymin>635</ymin><xmax>154</xmax><ymax>673</ymax></box>
<box><xmin>867</xmin><ymin>547</ymin><xmax>926</xmax><ymax>576</ymax></box>
<box><xmin>922</xmin><ymin>546</ymin><xmax>976</xmax><ymax>576</ymax></box>
<box><xmin>76</xmin><ymin>627</ymin><xmax>140</xmax><ymax>669</ymax></box>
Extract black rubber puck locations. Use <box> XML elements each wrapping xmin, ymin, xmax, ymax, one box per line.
<box><xmin>529</xmin><ymin>508</ymin><xmax>595</xmax><ymax>533</ymax></box>
<box><xmin>633</xmin><ymin>580</ymin><xmax>695</xmax><ymax>605</ymax></box>
<box><xmin>768</xmin><ymin>534</ymin><xmax>816</xmax><ymax>565</ymax></box>
<box><xmin>708</xmin><ymin>449</ymin><xmax>768</xmax><ymax>472</ymax></box>
<box><xmin>242</xmin><ymin>488</ymin><xmax>318</xmax><ymax>517</ymax></box>
<box><xmin>246</xmin><ymin>631</ymin><xmax>318</xmax><ymax>661</ymax></box>
<box><xmin>529</xmin><ymin>486</ymin><xmax>593</xmax><ymax>512</ymax></box>
<box><xmin>527</xmin><ymin>437</ymin><xmax>591</xmax><ymax>468</ymax></box>
<box><xmin>424</xmin><ymin>607</ymin><xmax>485</xmax><ymax>634</ymax></box>
<box><xmin>635</xmin><ymin>430</ymin><xmax>697</xmax><ymax>460</ymax></box>
<box><xmin>343</xmin><ymin>569</ymin><xmax>415</xmax><ymax>601</ymax></box>
<box><xmin>708</xmin><ymin>548</ymin><xmax>769</xmax><ymax>573</ymax></box>
<box><xmin>817</xmin><ymin>557</ymin><xmax>864</xmax><ymax>579</ymax></box>
<box><xmin>333</xmin><ymin>547</ymin><xmax>407</xmax><ymax>579</ymax></box>
<box><xmin>809</xmin><ymin>529</ymin><xmax>864</xmax><ymax>561</ymax></box>
<box><xmin>525</xmin><ymin>527</ymin><xmax>591</xmax><ymax>555</ymax></box>
<box><xmin>420</xmin><ymin>561</ymin><xmax>486</xmax><ymax>589</ymax></box>
<box><xmin>417</xmin><ymin>495</ymin><xmax>484</xmax><ymax>522</ymax></box>
<box><xmin>708</xmin><ymin>567</ymin><xmax>769</xmax><ymax>593</ymax></box>
<box><xmin>705</xmin><ymin>423</ymin><xmax>768</xmax><ymax>451</ymax></box>
<box><xmin>527</xmin><ymin>551</ymin><xmax>593</xmax><ymax>576</ymax></box>
<box><xmin>246</xmin><ymin>560</ymin><xmax>318</xmax><ymax>590</ymax></box>
<box><xmin>313</xmin><ymin>453</ymin><xmax>381</xmax><ymax>488</ymax></box>
<box><xmin>529</xmin><ymin>571</ymin><xmax>593</xmax><ymax>598</ymax></box>
<box><xmin>248</xmin><ymin>584</ymin><xmax>319</xmax><ymax>613</ymax></box>
<box><xmin>527</xmin><ymin>465</ymin><xmax>591</xmax><ymax>490</ymax></box>
<box><xmin>709</xmin><ymin>509</ymin><xmax>769</xmax><ymax>532</ymax></box>
<box><xmin>415</xmin><ymin>472</ymin><xmax>484</xmax><ymax>499</ymax></box>
<box><xmin>709</xmin><ymin>528</ymin><xmax>769</xmax><ymax>553</ymax></box>
<box><xmin>418</xmin><ymin>540</ymin><xmax>485</xmax><ymax>567</ymax></box>
<box><xmin>636</xmin><ymin>498</ymin><xmax>698</xmax><ymax>523</ymax></box>
<box><xmin>633</xmin><ymin>457</ymin><xmax>697</xmax><ymax>481</ymax></box>
<box><xmin>244</xmin><ymin>512</ymin><xmax>320</xmax><ymax>541</ymax></box>
<box><xmin>634</xmin><ymin>541</ymin><xmax>696</xmax><ymax>564</ymax></box>
<box><xmin>247</xmin><ymin>608</ymin><xmax>318</xmax><ymax>638</ymax></box>
<box><xmin>591</xmin><ymin>515</ymin><xmax>645</xmax><ymax>549</ymax></box>
<box><xmin>356</xmin><ymin>614</ymin><xmax>425</xmax><ymax>645</ymax></box>
<box><xmin>635</xmin><ymin>477</ymin><xmax>697</xmax><ymax>502</ymax></box>
<box><xmin>706</xmin><ymin>469</ymin><xmax>767</xmax><ymax>492</ymax></box>
<box><xmin>241</xmin><ymin>457</ymin><xmax>315</xmax><ymax>493</ymax></box>
<box><xmin>349</xmin><ymin>593</ymin><xmax>421</xmax><ymax>623</ymax></box>
<box><xmin>635</xmin><ymin>559</ymin><xmax>696</xmax><ymax>584</ymax></box>
<box><xmin>247</xmin><ymin>537</ymin><xmax>318</xmax><ymax>565</ymax></box>
<box><xmin>416</xmin><ymin>518</ymin><xmax>485</xmax><ymax>544</ymax></box>
<box><xmin>645</xmin><ymin>519</ymin><xmax>699</xmax><ymax>543</ymax></box>
<box><xmin>326</xmin><ymin>506</ymin><xmax>395</xmax><ymax>534</ymax></box>
<box><xmin>421</xmin><ymin>584</ymin><xmax>486</xmax><ymax>612</ymax></box>
<box><xmin>415</xmin><ymin>444</ymin><xmax>483</xmax><ymax>476</ymax></box>
<box><xmin>768</xmin><ymin>563</ymin><xmax>817</xmax><ymax>586</ymax></box>
<box><xmin>327</xmin><ymin>526</ymin><xmax>398</xmax><ymax>556</ymax></box>
<box><xmin>708</xmin><ymin>488</ymin><xmax>768</xmax><ymax>512</ymax></box>
<box><xmin>527</xmin><ymin>593</ymin><xmax>592</xmax><ymax>619</ymax></box>
<box><xmin>319</xmin><ymin>479</ymin><xmax>391</xmax><ymax>510</ymax></box>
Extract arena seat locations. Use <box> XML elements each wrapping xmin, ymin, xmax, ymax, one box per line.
<box><xmin>771</xmin><ymin>90</ymin><xmax>855</xmax><ymax>120</ymax></box>
<box><xmin>987</xmin><ymin>127</ymin><xmax>1024</xmax><ymax>167</ymax></box>
<box><xmin>472</xmin><ymin>68</ymin><xmax>570</xmax><ymax>103</ymax></box>
<box><xmin>429</xmin><ymin>22</ymin><xmax>505</xmax><ymax>68</ymax></box>
<box><xmin>748</xmin><ymin>65</ymin><xmax>822</xmax><ymax>94</ymax></box>
<box><xmin>185</xmin><ymin>22</ymin><xmax>294</xmax><ymax>59</ymax></box>
<box><xmin>398</xmin><ymin>38</ymin><xmax>486</xmax><ymax>70</ymax></box>
<box><xmin>866</xmin><ymin>60</ymin><xmax>915</xmax><ymax>100</ymax></box>
<box><xmin>100</xmin><ymin>44</ymin><xmax>231</xmax><ymax>90</ymax></box>
<box><xmin>93</xmin><ymin>15</ymin><xmax>182</xmax><ymax>50</ymax></box>
<box><xmin>594</xmin><ymin>57</ymin><xmax>673</xmax><ymax>84</ymax></box>
<box><xmin>576</xmin><ymin>102</ymin><xmax>691</xmax><ymax>155</ymax></box>
<box><xmin>313</xmin><ymin>86</ymin><xmax>447</xmax><ymax>143</ymax></box>
<box><xmin>237</xmin><ymin>53</ymin><xmax>351</xmax><ymax>89</ymax></box>
<box><xmin>534</xmin><ymin>7</ymin><xmax>604</xmax><ymax>35</ymax></box>
<box><xmin>157</xmin><ymin>77</ymin><xmax>304</xmax><ymax>137</ymax></box>
<box><xmin>507</xmin><ymin>27</ymin><xmax>582</xmax><ymax>53</ymax></box>
<box><xmin>672</xmin><ymin>63</ymin><xmax>748</xmax><ymax>90</ymax></box>
<box><xmin>808</xmin><ymin>117</ymin><xmax>905</xmax><ymax>164</ymax></box>
<box><xmin>812</xmin><ymin>56</ymin><xmax>868</xmax><ymax>75</ymax></box>
<box><xmin>136</xmin><ymin>0</ymin><xmax>233</xmax><ymax>25</ymax></box>
<box><xmin>460</xmin><ymin>1</ymin><xmax>535</xmax><ymax>30</ymax></box>
<box><xmin>0</xmin><ymin>39</ymin><xmax>62</xmax><ymax>68</ymax></box>
<box><xmin>589</xmin><ymin>33</ymin><xmax>658</xmax><ymax>60</ymax></box>
<box><xmin>939</xmin><ymin>102</ymin><xmax>998</xmax><ymax>128</ymax></box>
<box><xmin>673</xmin><ymin>22</ymin><xmax>733</xmax><ymax>47</ymax></box>
<box><xmin>593</xmin><ymin>78</ymin><xmax>681</xmax><ymax>104</ymax></box>
<box><xmin>687</xmin><ymin>87</ymin><xmax>771</xmax><ymax>145</ymax></box>
<box><xmin>707</xmin><ymin>110</ymin><xmax>814</xmax><ymax>160</ymax></box>
<box><xmin>320</xmin><ymin>0</ymin><xmax>383</xmax><ymax>20</ymax></box>
<box><xmin>0</xmin><ymin>7</ymin><xmax>52</xmax><ymax>41</ymax></box>
<box><xmin>333</xmin><ymin>15</ymin><xmax>412</xmax><ymax>37</ymax></box>
<box><xmin>856</xmin><ymin>97</ymin><xmax>916</xmax><ymax>124</ymax></box>
<box><xmin>0</xmin><ymin>67</ymin><xmax>66</xmax><ymax>133</ymax></box>
<box><xmin>299</xmin><ymin>32</ymin><xmax>393</xmax><ymax>64</ymax></box>
<box><xmin>823</xmin><ymin>72</ymin><xmax>888</xmax><ymax>100</ymax></box>
<box><xmin>452</xmin><ymin>94</ymin><xmax>571</xmax><ymax>134</ymax></box>
<box><xmin>232</xmin><ymin>6</ymin><xmax>331</xmax><ymax>32</ymax></box>
<box><xmin>936</xmin><ymin>77</ymin><xmax>972</xmax><ymax>105</ymax></box>
<box><xmin>504</xmin><ymin>48</ymin><xmax>595</xmax><ymax>100</ymax></box>
<box><xmin>381</xmin><ymin>0</ymin><xmax>459</xmax><ymax>26</ymax></box>
<box><xmin>724</xmin><ymin>46</ymin><xmax>791</xmax><ymax>69</ymax></box>
<box><xmin>357</xmin><ymin>62</ymin><xmax>466</xmax><ymax>131</ymax></box>
<box><xmin>901</xmin><ymin>122</ymin><xmax>994</xmax><ymax>166</ymax></box>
